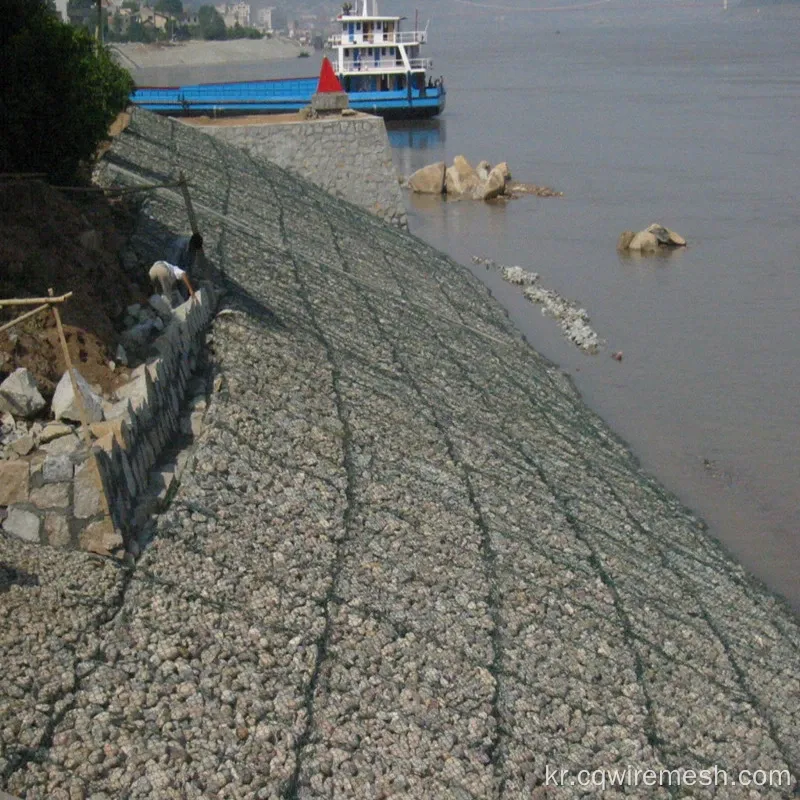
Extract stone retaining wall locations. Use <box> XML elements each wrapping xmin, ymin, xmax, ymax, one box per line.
<box><xmin>0</xmin><ymin>287</ymin><xmax>216</xmax><ymax>557</ymax></box>
<box><xmin>187</xmin><ymin>114</ymin><xmax>408</xmax><ymax>229</ymax></box>
<box><xmin>93</xmin><ymin>286</ymin><xmax>216</xmax><ymax>554</ymax></box>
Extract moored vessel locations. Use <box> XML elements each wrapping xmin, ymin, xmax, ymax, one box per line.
<box><xmin>131</xmin><ymin>1</ymin><xmax>445</xmax><ymax>119</ymax></box>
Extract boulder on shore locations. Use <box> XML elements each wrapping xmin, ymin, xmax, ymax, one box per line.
<box><xmin>628</xmin><ymin>230</ymin><xmax>660</xmax><ymax>252</ymax></box>
<box><xmin>405</xmin><ymin>157</ymin><xmax>542</xmax><ymax>203</ymax></box>
<box><xmin>407</xmin><ymin>161</ymin><xmax>446</xmax><ymax>194</ymax></box>
<box><xmin>646</xmin><ymin>223</ymin><xmax>686</xmax><ymax>246</ymax></box>
<box><xmin>472</xmin><ymin>165</ymin><xmax>507</xmax><ymax>201</ymax></box>
<box><xmin>445</xmin><ymin>155</ymin><xmax>480</xmax><ymax>196</ymax></box>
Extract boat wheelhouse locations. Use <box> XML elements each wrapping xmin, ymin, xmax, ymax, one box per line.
<box><xmin>329</xmin><ymin>0</ymin><xmax>445</xmax><ymax>117</ymax></box>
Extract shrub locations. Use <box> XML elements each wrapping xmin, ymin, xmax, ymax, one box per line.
<box><xmin>0</xmin><ymin>0</ymin><xmax>134</xmax><ymax>182</ymax></box>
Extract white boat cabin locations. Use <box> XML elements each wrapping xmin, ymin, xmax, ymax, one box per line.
<box><xmin>331</xmin><ymin>0</ymin><xmax>433</xmax><ymax>93</ymax></box>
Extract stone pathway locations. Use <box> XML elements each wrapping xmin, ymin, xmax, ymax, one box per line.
<box><xmin>1</xmin><ymin>110</ymin><xmax>798</xmax><ymax>798</ymax></box>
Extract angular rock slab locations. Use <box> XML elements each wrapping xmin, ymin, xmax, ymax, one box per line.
<box><xmin>0</xmin><ymin>460</ymin><xmax>29</xmax><ymax>506</ymax></box>
<box><xmin>2</xmin><ymin>507</ymin><xmax>41</xmax><ymax>543</ymax></box>
<box><xmin>408</xmin><ymin>162</ymin><xmax>446</xmax><ymax>194</ymax></box>
<box><xmin>52</xmin><ymin>369</ymin><xmax>104</xmax><ymax>423</ymax></box>
<box><xmin>445</xmin><ymin>154</ymin><xmax>480</xmax><ymax>196</ymax></box>
<box><xmin>0</xmin><ymin>368</ymin><xmax>46</xmax><ymax>419</ymax></box>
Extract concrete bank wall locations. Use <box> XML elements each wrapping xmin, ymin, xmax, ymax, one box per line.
<box><xmin>187</xmin><ymin>114</ymin><xmax>408</xmax><ymax>229</ymax></box>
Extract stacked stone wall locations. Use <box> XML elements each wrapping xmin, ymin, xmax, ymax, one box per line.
<box><xmin>190</xmin><ymin>115</ymin><xmax>408</xmax><ymax>228</ymax></box>
<box><xmin>0</xmin><ymin>287</ymin><xmax>216</xmax><ymax>557</ymax></box>
<box><xmin>93</xmin><ymin>287</ymin><xmax>216</xmax><ymax>554</ymax></box>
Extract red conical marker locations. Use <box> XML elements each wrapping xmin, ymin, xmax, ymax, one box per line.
<box><xmin>317</xmin><ymin>57</ymin><xmax>344</xmax><ymax>93</ymax></box>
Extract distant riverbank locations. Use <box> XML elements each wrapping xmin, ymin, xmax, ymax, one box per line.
<box><xmin>112</xmin><ymin>37</ymin><xmax>303</xmax><ymax>71</ymax></box>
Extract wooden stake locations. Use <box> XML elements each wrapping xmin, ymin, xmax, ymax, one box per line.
<box><xmin>49</xmin><ymin>288</ymin><xmax>92</xmax><ymax>446</ymax></box>
<box><xmin>0</xmin><ymin>303</ymin><xmax>50</xmax><ymax>335</ymax></box>
<box><xmin>179</xmin><ymin>171</ymin><xmax>199</xmax><ymax>235</ymax></box>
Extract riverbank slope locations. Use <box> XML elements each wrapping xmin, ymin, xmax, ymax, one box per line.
<box><xmin>1</xmin><ymin>109</ymin><xmax>798</xmax><ymax>797</ymax></box>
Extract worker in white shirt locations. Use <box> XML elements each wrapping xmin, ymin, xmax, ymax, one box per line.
<box><xmin>149</xmin><ymin>260</ymin><xmax>196</xmax><ymax>307</ymax></box>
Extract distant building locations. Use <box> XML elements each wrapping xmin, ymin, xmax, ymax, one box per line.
<box><xmin>215</xmin><ymin>2</ymin><xmax>251</xmax><ymax>28</ymax></box>
<box><xmin>257</xmin><ymin>6</ymin><xmax>286</xmax><ymax>33</ymax></box>
<box><xmin>139</xmin><ymin>5</ymin><xmax>170</xmax><ymax>30</ymax></box>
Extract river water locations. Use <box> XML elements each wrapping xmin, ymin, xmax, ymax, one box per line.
<box><xmin>130</xmin><ymin>1</ymin><xmax>800</xmax><ymax>611</ymax></box>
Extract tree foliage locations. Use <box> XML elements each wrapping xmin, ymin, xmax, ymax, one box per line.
<box><xmin>0</xmin><ymin>0</ymin><xmax>134</xmax><ymax>182</ymax></box>
<box><xmin>198</xmin><ymin>5</ymin><xmax>226</xmax><ymax>39</ymax></box>
<box><xmin>154</xmin><ymin>0</ymin><xmax>183</xmax><ymax>15</ymax></box>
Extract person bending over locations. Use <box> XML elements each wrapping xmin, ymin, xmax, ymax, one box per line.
<box><xmin>149</xmin><ymin>260</ymin><xmax>195</xmax><ymax>307</ymax></box>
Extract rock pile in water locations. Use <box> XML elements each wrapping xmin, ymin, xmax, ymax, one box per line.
<box><xmin>618</xmin><ymin>223</ymin><xmax>687</xmax><ymax>253</ymax></box>
<box><xmin>407</xmin><ymin>156</ymin><xmax>562</xmax><ymax>201</ymax></box>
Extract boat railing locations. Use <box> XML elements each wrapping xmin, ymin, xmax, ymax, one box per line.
<box><xmin>341</xmin><ymin>57</ymin><xmax>431</xmax><ymax>72</ymax></box>
<box><xmin>330</xmin><ymin>29</ymin><xmax>427</xmax><ymax>45</ymax></box>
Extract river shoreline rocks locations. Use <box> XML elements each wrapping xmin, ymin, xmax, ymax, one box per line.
<box><xmin>1</xmin><ymin>109</ymin><xmax>798</xmax><ymax>798</ymax></box>
<box><xmin>473</xmin><ymin>257</ymin><xmax>604</xmax><ymax>354</ymax></box>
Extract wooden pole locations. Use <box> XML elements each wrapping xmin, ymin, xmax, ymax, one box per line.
<box><xmin>0</xmin><ymin>292</ymin><xmax>72</xmax><ymax>308</ymax></box>
<box><xmin>0</xmin><ymin>304</ymin><xmax>50</xmax><ymax>335</ymax></box>
<box><xmin>179</xmin><ymin>172</ymin><xmax>199</xmax><ymax>235</ymax></box>
<box><xmin>49</xmin><ymin>288</ymin><xmax>92</xmax><ymax>446</ymax></box>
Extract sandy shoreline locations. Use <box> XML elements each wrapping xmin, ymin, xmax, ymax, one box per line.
<box><xmin>112</xmin><ymin>37</ymin><xmax>303</xmax><ymax>70</ymax></box>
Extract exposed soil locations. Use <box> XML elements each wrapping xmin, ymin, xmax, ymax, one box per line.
<box><xmin>0</xmin><ymin>180</ymin><xmax>151</xmax><ymax>399</ymax></box>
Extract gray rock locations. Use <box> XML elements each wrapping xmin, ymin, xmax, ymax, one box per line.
<box><xmin>73</xmin><ymin>460</ymin><xmax>107</xmax><ymax>519</ymax></box>
<box><xmin>43</xmin><ymin>511</ymin><xmax>71</xmax><ymax>547</ymax></box>
<box><xmin>0</xmin><ymin>368</ymin><xmax>46</xmax><ymax>419</ymax></box>
<box><xmin>42</xmin><ymin>454</ymin><xmax>74</xmax><ymax>484</ymax></box>
<box><xmin>30</xmin><ymin>481</ymin><xmax>70</xmax><ymax>509</ymax></box>
<box><xmin>2</xmin><ymin>507</ymin><xmax>41</xmax><ymax>542</ymax></box>
<box><xmin>115</xmin><ymin>343</ymin><xmax>129</xmax><ymax>367</ymax></box>
<box><xmin>41</xmin><ymin>433</ymin><xmax>81</xmax><ymax>457</ymax></box>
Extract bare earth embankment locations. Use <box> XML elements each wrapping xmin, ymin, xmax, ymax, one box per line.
<box><xmin>113</xmin><ymin>37</ymin><xmax>303</xmax><ymax>70</ymax></box>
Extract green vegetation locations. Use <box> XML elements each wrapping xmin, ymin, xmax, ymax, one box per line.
<box><xmin>0</xmin><ymin>0</ymin><xmax>134</xmax><ymax>182</ymax></box>
<box><xmin>197</xmin><ymin>5</ymin><xmax>226</xmax><ymax>40</ymax></box>
<box><xmin>154</xmin><ymin>0</ymin><xmax>183</xmax><ymax>14</ymax></box>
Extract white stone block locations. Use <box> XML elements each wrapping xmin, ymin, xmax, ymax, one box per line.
<box><xmin>0</xmin><ymin>368</ymin><xmax>46</xmax><ymax>419</ymax></box>
<box><xmin>52</xmin><ymin>369</ymin><xmax>104</xmax><ymax>423</ymax></box>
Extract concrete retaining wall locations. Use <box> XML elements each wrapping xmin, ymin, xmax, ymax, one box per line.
<box><xmin>188</xmin><ymin>114</ymin><xmax>408</xmax><ymax>229</ymax></box>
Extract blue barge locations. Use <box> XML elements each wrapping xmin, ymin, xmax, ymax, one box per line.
<box><xmin>131</xmin><ymin>0</ymin><xmax>445</xmax><ymax>120</ymax></box>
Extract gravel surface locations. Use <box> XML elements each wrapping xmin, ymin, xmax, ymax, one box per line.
<box><xmin>2</xmin><ymin>110</ymin><xmax>799</xmax><ymax>798</ymax></box>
